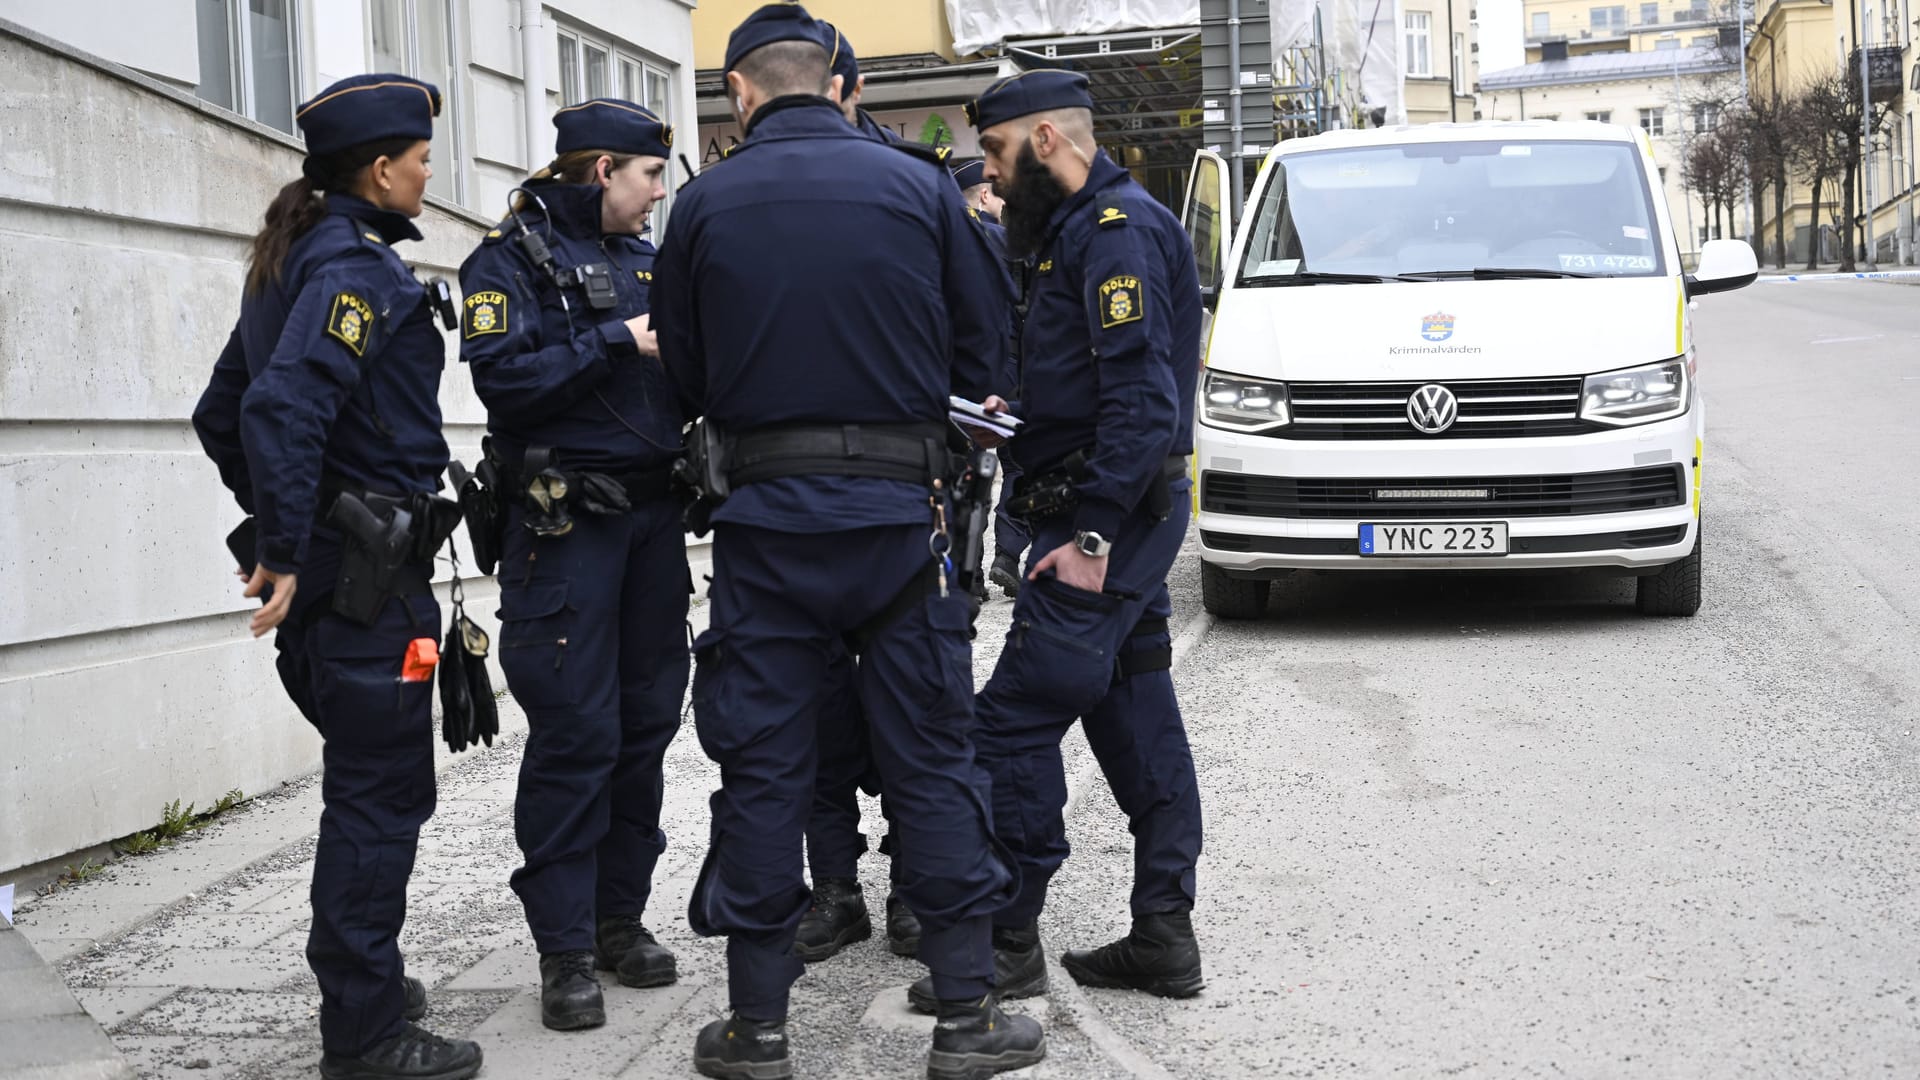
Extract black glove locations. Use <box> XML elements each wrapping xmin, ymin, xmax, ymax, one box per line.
<box><xmin>574</xmin><ymin>472</ymin><xmax>634</xmax><ymax>516</ymax></box>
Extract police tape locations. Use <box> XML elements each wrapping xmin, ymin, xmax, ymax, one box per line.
<box><xmin>1757</xmin><ymin>270</ymin><xmax>1920</xmax><ymax>283</ymax></box>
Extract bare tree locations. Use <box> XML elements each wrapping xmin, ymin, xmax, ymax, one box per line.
<box><xmin>1724</xmin><ymin>95</ymin><xmax>1795</xmax><ymax>268</ymax></box>
<box><xmin>1784</xmin><ymin>77</ymin><xmax>1845</xmax><ymax>269</ymax></box>
<box><xmin>1794</xmin><ymin>69</ymin><xmax>1895</xmax><ymax>271</ymax></box>
<box><xmin>1683</xmin><ymin>126</ymin><xmax>1747</xmax><ymax>244</ymax></box>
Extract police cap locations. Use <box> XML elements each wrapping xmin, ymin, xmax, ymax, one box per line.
<box><xmin>724</xmin><ymin>3</ymin><xmax>829</xmax><ymax>75</ymax></box>
<box><xmin>554</xmin><ymin>99</ymin><xmax>673</xmax><ymax>159</ymax></box>
<box><xmin>296</xmin><ymin>74</ymin><xmax>440</xmax><ymax>157</ymax></box>
<box><xmin>964</xmin><ymin>69</ymin><xmax>1092</xmax><ymax>130</ymax></box>
<box><xmin>950</xmin><ymin>159</ymin><xmax>988</xmax><ymax>191</ymax></box>
<box><xmin>818</xmin><ymin>20</ymin><xmax>860</xmax><ymax>92</ymax></box>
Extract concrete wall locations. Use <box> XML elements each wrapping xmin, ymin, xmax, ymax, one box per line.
<box><xmin>0</xmin><ymin>22</ymin><xmax>500</xmax><ymax>876</ymax></box>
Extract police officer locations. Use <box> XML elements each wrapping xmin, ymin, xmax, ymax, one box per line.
<box><xmin>457</xmin><ymin>100</ymin><xmax>687</xmax><ymax>1031</ymax></box>
<box><xmin>950</xmin><ymin>157</ymin><xmax>1032</xmax><ymax>599</ymax></box>
<box><xmin>653</xmin><ymin>7</ymin><xmax>1044</xmax><ymax>1079</ymax></box>
<box><xmin>935</xmin><ymin>68</ymin><xmax>1207</xmax><ymax>1008</ymax></box>
<box><xmin>192</xmin><ymin>74</ymin><xmax>482</xmax><ymax>1080</ymax></box>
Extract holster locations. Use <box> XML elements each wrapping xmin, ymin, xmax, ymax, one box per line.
<box><xmin>951</xmin><ymin>449</ymin><xmax>999</xmax><ymax>598</ymax></box>
<box><xmin>325</xmin><ymin>488</ymin><xmax>459</xmax><ymax>627</ymax></box>
<box><xmin>450</xmin><ymin>452</ymin><xmax>505</xmax><ymax>576</ymax></box>
<box><xmin>672</xmin><ymin>418</ymin><xmax>732</xmax><ymax>538</ymax></box>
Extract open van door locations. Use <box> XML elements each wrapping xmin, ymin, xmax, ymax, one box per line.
<box><xmin>1180</xmin><ymin>148</ymin><xmax>1234</xmax><ymax>346</ymax></box>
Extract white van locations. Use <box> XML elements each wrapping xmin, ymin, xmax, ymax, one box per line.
<box><xmin>1179</xmin><ymin>121</ymin><xmax>1758</xmax><ymax>619</ymax></box>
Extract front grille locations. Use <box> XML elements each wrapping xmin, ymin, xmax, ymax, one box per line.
<box><xmin>1280</xmin><ymin>377</ymin><xmax>1600</xmax><ymax>439</ymax></box>
<box><xmin>1201</xmin><ymin>525</ymin><xmax>1688</xmax><ymax>555</ymax></box>
<box><xmin>1201</xmin><ymin>465</ymin><xmax>1685</xmax><ymax>519</ymax></box>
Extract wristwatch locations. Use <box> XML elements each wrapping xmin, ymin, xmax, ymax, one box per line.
<box><xmin>1073</xmin><ymin>530</ymin><xmax>1112</xmax><ymax>558</ymax></box>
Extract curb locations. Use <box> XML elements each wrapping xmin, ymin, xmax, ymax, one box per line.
<box><xmin>1047</xmin><ymin>609</ymin><xmax>1213</xmax><ymax>1080</ymax></box>
<box><xmin>0</xmin><ymin>921</ymin><xmax>133</xmax><ymax>1080</ymax></box>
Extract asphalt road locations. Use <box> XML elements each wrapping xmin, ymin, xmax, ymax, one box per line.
<box><xmin>1036</xmin><ymin>278</ymin><xmax>1920</xmax><ymax>1076</ymax></box>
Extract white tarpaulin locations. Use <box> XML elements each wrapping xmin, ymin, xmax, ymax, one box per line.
<box><xmin>1272</xmin><ymin>0</ymin><xmax>1402</xmax><ymax>127</ymax></box>
<box><xmin>946</xmin><ymin>0</ymin><xmax>1200</xmax><ymax>56</ymax></box>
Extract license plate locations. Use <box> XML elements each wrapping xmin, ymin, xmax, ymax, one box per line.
<box><xmin>1359</xmin><ymin>522</ymin><xmax>1510</xmax><ymax>556</ymax></box>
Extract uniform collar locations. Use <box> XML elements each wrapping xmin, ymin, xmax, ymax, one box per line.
<box><xmin>854</xmin><ymin>108</ymin><xmax>895</xmax><ymax>143</ymax></box>
<box><xmin>743</xmin><ymin>95</ymin><xmax>854</xmax><ymax>141</ymax></box>
<box><xmin>1045</xmin><ymin>150</ymin><xmax>1128</xmax><ymax>237</ymax></box>
<box><xmin>326</xmin><ymin>193</ymin><xmax>423</xmax><ymax>244</ymax></box>
<box><xmin>519</xmin><ymin>179</ymin><xmax>606</xmax><ymax>238</ymax></box>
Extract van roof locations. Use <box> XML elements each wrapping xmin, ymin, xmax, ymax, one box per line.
<box><xmin>1270</xmin><ymin>120</ymin><xmax>1642</xmax><ymax>159</ymax></box>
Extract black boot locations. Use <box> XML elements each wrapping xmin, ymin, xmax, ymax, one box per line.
<box><xmin>401</xmin><ymin>975</ymin><xmax>427</xmax><ymax>1022</ymax></box>
<box><xmin>988</xmin><ymin>551</ymin><xmax>1022</xmax><ymax>598</ymax></box>
<box><xmin>318</xmin><ymin>1022</ymin><xmax>483</xmax><ymax>1080</ymax></box>
<box><xmin>926</xmin><ymin>996</ymin><xmax>1046</xmax><ymax>1080</ymax></box>
<box><xmin>793</xmin><ymin>877</ymin><xmax>872</xmax><ymax>963</ymax></box>
<box><xmin>693</xmin><ymin>1012</ymin><xmax>791</xmax><ymax>1080</ymax></box>
<box><xmin>1060</xmin><ymin>911</ymin><xmax>1204</xmax><ymax>998</ymax></box>
<box><xmin>595</xmin><ymin>914</ymin><xmax>678</xmax><ymax>988</ymax></box>
<box><xmin>539</xmin><ymin>950</ymin><xmax>605</xmax><ymax>1031</ymax></box>
<box><xmin>908</xmin><ymin>924</ymin><xmax>1047</xmax><ymax>1014</ymax></box>
<box><xmin>885</xmin><ymin>891</ymin><xmax>921</xmax><ymax>958</ymax></box>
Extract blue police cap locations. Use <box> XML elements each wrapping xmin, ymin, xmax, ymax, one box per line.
<box><xmin>724</xmin><ymin>3</ymin><xmax>829</xmax><ymax>75</ymax></box>
<box><xmin>817</xmin><ymin>20</ymin><xmax>860</xmax><ymax>92</ymax></box>
<box><xmin>554</xmin><ymin>99</ymin><xmax>673</xmax><ymax>159</ymax></box>
<box><xmin>295</xmin><ymin>74</ymin><xmax>440</xmax><ymax>157</ymax></box>
<box><xmin>964</xmin><ymin>69</ymin><xmax>1093</xmax><ymax>130</ymax></box>
<box><xmin>951</xmin><ymin>159</ymin><xmax>987</xmax><ymax>190</ymax></box>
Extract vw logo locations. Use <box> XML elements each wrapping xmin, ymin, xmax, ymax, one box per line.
<box><xmin>1406</xmin><ymin>384</ymin><xmax>1459</xmax><ymax>434</ymax></box>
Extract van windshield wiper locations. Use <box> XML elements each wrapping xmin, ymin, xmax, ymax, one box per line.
<box><xmin>1396</xmin><ymin>267</ymin><xmax>1600</xmax><ymax>280</ymax></box>
<box><xmin>1238</xmin><ymin>271</ymin><xmax>1395</xmax><ymax>286</ymax></box>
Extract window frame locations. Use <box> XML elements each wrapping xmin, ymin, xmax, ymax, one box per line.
<box><xmin>1405</xmin><ymin>11</ymin><xmax>1433</xmax><ymax>78</ymax></box>
<box><xmin>1586</xmin><ymin>109</ymin><xmax>1613</xmax><ymax>122</ymax></box>
<box><xmin>1531</xmin><ymin>10</ymin><xmax>1551</xmax><ymax>35</ymax></box>
<box><xmin>1452</xmin><ymin>32</ymin><xmax>1466</xmax><ymax>91</ymax></box>
<box><xmin>553</xmin><ymin>24</ymin><xmax>678</xmax><ymax>224</ymax></box>
<box><xmin>195</xmin><ymin>0</ymin><xmax>302</xmax><ymax>134</ymax></box>
<box><xmin>366</xmin><ymin>0</ymin><xmax>467</xmax><ymax>206</ymax></box>
<box><xmin>1639</xmin><ymin>106</ymin><xmax>1666</xmax><ymax>136</ymax></box>
<box><xmin>1691</xmin><ymin>102</ymin><xmax>1720</xmax><ymax>132</ymax></box>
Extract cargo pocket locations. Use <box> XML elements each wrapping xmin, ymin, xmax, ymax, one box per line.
<box><xmin>999</xmin><ymin>578</ymin><xmax>1123</xmax><ymax>715</ymax></box>
<box><xmin>686</xmin><ymin>627</ymin><xmax>730</xmax><ymax>757</ymax></box>
<box><xmin>497</xmin><ymin>580</ymin><xmax>575</xmax><ymax>709</ymax></box>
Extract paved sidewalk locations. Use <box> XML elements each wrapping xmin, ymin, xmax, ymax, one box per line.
<box><xmin>13</xmin><ymin>543</ymin><xmax>1211</xmax><ymax>1080</ymax></box>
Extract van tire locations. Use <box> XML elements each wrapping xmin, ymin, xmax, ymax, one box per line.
<box><xmin>1201</xmin><ymin>561</ymin><xmax>1270</xmax><ymax>619</ymax></box>
<box><xmin>1636</xmin><ymin>519</ymin><xmax>1702</xmax><ymax>616</ymax></box>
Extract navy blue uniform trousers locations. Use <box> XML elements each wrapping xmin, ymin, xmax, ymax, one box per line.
<box><xmin>689</xmin><ymin>524</ymin><xmax>1014</xmax><ymax>1018</ymax></box>
<box><xmin>497</xmin><ymin>500</ymin><xmax>691</xmax><ymax>954</ymax></box>
<box><xmin>992</xmin><ymin>450</ymin><xmax>1029</xmax><ymax>561</ymax></box>
<box><xmin>275</xmin><ymin>579</ymin><xmax>440</xmax><ymax>1057</ymax></box>
<box><xmin>972</xmin><ymin>487</ymin><xmax>1202</xmax><ymax>927</ymax></box>
<box><xmin>806</xmin><ymin>654</ymin><xmax>882</xmax><ymax>882</ymax></box>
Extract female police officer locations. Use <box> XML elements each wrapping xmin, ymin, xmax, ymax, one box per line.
<box><xmin>457</xmin><ymin>100</ymin><xmax>687</xmax><ymax>1032</ymax></box>
<box><xmin>191</xmin><ymin>75</ymin><xmax>482</xmax><ymax>1080</ymax></box>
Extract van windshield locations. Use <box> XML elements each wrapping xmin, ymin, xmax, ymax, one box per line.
<box><xmin>1236</xmin><ymin>139</ymin><xmax>1666</xmax><ymax>284</ymax></box>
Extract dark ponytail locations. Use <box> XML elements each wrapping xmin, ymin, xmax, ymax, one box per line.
<box><xmin>245</xmin><ymin>136</ymin><xmax>420</xmax><ymax>294</ymax></box>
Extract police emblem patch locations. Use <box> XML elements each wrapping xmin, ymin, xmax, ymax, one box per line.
<box><xmin>326</xmin><ymin>293</ymin><xmax>375</xmax><ymax>356</ymax></box>
<box><xmin>1099</xmin><ymin>275</ymin><xmax>1143</xmax><ymax>329</ymax></box>
<box><xmin>464</xmin><ymin>290</ymin><xmax>508</xmax><ymax>340</ymax></box>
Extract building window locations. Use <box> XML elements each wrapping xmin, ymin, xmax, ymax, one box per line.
<box><xmin>557</xmin><ymin>28</ymin><xmax>673</xmax><ymax>113</ymax></box>
<box><xmin>1405</xmin><ymin>12</ymin><xmax>1432</xmax><ymax>77</ymax></box>
<box><xmin>1531</xmin><ymin>11</ymin><xmax>1551</xmax><ymax>35</ymax></box>
<box><xmin>1640</xmin><ymin>2</ymin><xmax>1660</xmax><ymax>23</ymax></box>
<box><xmin>1452</xmin><ymin>33</ymin><xmax>1466</xmax><ymax>90</ymax></box>
<box><xmin>1640</xmin><ymin>106</ymin><xmax>1666</xmax><ymax>135</ymax></box>
<box><xmin>1653</xmin><ymin>36</ymin><xmax>1680</xmax><ymax>49</ymax></box>
<box><xmin>1589</xmin><ymin>5</ymin><xmax>1628</xmax><ymax>33</ymax></box>
<box><xmin>1658</xmin><ymin>165</ymin><xmax>1668</xmax><ymax>183</ymax></box>
<box><xmin>1691</xmin><ymin>103</ymin><xmax>1720</xmax><ymax>131</ymax></box>
<box><xmin>369</xmin><ymin>0</ymin><xmax>463</xmax><ymax>205</ymax></box>
<box><xmin>1691</xmin><ymin>33</ymin><xmax>1718</xmax><ymax>46</ymax></box>
<box><xmin>194</xmin><ymin>0</ymin><xmax>298</xmax><ymax>133</ymax></box>
<box><xmin>1586</xmin><ymin>109</ymin><xmax>1613</xmax><ymax>122</ymax></box>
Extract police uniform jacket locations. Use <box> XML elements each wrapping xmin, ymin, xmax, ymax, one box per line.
<box><xmin>1010</xmin><ymin>150</ymin><xmax>1201</xmax><ymax>540</ymax></box>
<box><xmin>652</xmin><ymin>95</ymin><xmax>1005</xmax><ymax>532</ymax></box>
<box><xmin>458</xmin><ymin>179</ymin><xmax>681</xmax><ymax>474</ymax></box>
<box><xmin>193</xmin><ymin>193</ymin><xmax>449</xmax><ymax>576</ymax></box>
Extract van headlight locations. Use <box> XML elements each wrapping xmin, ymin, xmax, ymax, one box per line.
<box><xmin>1579</xmin><ymin>360</ymin><xmax>1689</xmax><ymax>426</ymax></box>
<box><xmin>1201</xmin><ymin>370</ymin><xmax>1291</xmax><ymax>432</ymax></box>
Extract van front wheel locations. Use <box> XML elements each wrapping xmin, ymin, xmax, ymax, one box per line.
<box><xmin>1636</xmin><ymin>519</ymin><xmax>1702</xmax><ymax>616</ymax></box>
<box><xmin>1201</xmin><ymin>561</ymin><xmax>1271</xmax><ymax>620</ymax></box>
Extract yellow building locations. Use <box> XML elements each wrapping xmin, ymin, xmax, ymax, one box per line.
<box><xmin>1481</xmin><ymin>47</ymin><xmax>1747</xmax><ymax>259</ymax></box>
<box><xmin>1745</xmin><ymin>0</ymin><xmax>1917</xmax><ymax>265</ymax></box>
<box><xmin>1524</xmin><ymin>0</ymin><xmax>1736</xmax><ymax>59</ymax></box>
<box><xmin>1403</xmin><ymin>0</ymin><xmax>1481</xmax><ymax>124</ymax></box>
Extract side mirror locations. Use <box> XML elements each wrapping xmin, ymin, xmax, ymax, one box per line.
<box><xmin>1685</xmin><ymin>239</ymin><xmax>1759</xmax><ymax>298</ymax></box>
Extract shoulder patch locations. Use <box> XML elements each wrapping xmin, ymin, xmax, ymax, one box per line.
<box><xmin>463</xmin><ymin>290</ymin><xmax>508</xmax><ymax>340</ymax></box>
<box><xmin>1094</xmin><ymin>191</ymin><xmax>1128</xmax><ymax>228</ymax></box>
<box><xmin>326</xmin><ymin>292</ymin><xmax>375</xmax><ymax>355</ymax></box>
<box><xmin>1098</xmin><ymin>275</ymin><xmax>1143</xmax><ymax>330</ymax></box>
<box><xmin>887</xmin><ymin>140</ymin><xmax>951</xmax><ymax>168</ymax></box>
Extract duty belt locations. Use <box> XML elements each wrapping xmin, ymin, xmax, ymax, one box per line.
<box><xmin>1009</xmin><ymin>454</ymin><xmax>1190</xmax><ymax>523</ymax></box>
<box><xmin>728</xmin><ymin>422</ymin><xmax>951</xmax><ymax>487</ymax></box>
<box><xmin>495</xmin><ymin>462</ymin><xmax>677</xmax><ymax>506</ymax></box>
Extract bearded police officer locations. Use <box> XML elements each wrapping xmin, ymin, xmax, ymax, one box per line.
<box><xmin>652</xmin><ymin>6</ymin><xmax>1043</xmax><ymax>1079</ymax></box>
<box><xmin>926</xmin><ymin>67</ymin><xmax>1206</xmax><ymax>1010</ymax></box>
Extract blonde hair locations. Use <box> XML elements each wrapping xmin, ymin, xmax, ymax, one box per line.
<box><xmin>512</xmin><ymin>149</ymin><xmax>640</xmax><ymax>214</ymax></box>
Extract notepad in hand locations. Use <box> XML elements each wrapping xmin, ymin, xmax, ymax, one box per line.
<box><xmin>949</xmin><ymin>396</ymin><xmax>1023</xmax><ymax>439</ymax></box>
